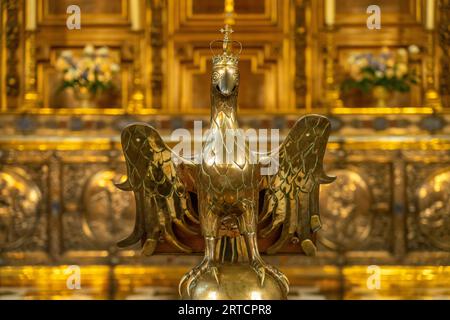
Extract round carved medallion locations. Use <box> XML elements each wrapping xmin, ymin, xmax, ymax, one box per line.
<box><xmin>417</xmin><ymin>170</ymin><xmax>450</xmax><ymax>251</ymax></box>
<box><xmin>82</xmin><ymin>170</ymin><xmax>135</xmax><ymax>246</ymax></box>
<box><xmin>318</xmin><ymin>169</ymin><xmax>373</xmax><ymax>251</ymax></box>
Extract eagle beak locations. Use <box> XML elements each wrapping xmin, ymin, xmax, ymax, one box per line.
<box><xmin>217</xmin><ymin>68</ymin><xmax>237</xmax><ymax>96</ymax></box>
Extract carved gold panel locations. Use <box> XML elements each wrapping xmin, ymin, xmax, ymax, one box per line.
<box><xmin>1</xmin><ymin>135</ymin><xmax>450</xmax><ymax>266</ymax></box>
<box><xmin>173</xmin><ymin>46</ymin><xmax>279</xmax><ymax>111</ymax></box>
<box><xmin>166</xmin><ymin>0</ymin><xmax>295</xmax><ymax>112</ymax></box>
<box><xmin>61</xmin><ymin>163</ymin><xmax>135</xmax><ymax>255</ymax></box>
<box><xmin>318</xmin><ymin>163</ymin><xmax>393</xmax><ymax>255</ymax></box>
<box><xmin>0</xmin><ymin>161</ymin><xmax>49</xmax><ymax>263</ymax></box>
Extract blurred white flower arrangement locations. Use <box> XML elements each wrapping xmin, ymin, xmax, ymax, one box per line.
<box><xmin>341</xmin><ymin>46</ymin><xmax>419</xmax><ymax>94</ymax></box>
<box><xmin>56</xmin><ymin>45</ymin><xmax>120</xmax><ymax>95</ymax></box>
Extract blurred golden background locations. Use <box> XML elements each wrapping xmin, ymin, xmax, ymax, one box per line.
<box><xmin>0</xmin><ymin>0</ymin><xmax>449</xmax><ymax>299</ymax></box>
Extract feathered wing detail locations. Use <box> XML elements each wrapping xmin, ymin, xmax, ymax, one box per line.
<box><xmin>116</xmin><ymin>123</ymin><xmax>198</xmax><ymax>255</ymax></box>
<box><xmin>259</xmin><ymin>115</ymin><xmax>335</xmax><ymax>255</ymax></box>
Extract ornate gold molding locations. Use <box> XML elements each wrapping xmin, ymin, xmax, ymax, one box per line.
<box><xmin>439</xmin><ymin>0</ymin><xmax>450</xmax><ymax>108</ymax></box>
<box><xmin>1</xmin><ymin>136</ymin><xmax>450</xmax><ymax>151</ymax></box>
<box><xmin>5</xmin><ymin>0</ymin><xmax>20</xmax><ymax>98</ymax></box>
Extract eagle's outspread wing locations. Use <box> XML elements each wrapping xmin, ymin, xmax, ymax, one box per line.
<box><xmin>259</xmin><ymin>115</ymin><xmax>335</xmax><ymax>255</ymax></box>
<box><xmin>116</xmin><ymin>123</ymin><xmax>198</xmax><ymax>255</ymax></box>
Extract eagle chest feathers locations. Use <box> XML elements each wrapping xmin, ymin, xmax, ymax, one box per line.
<box><xmin>199</xmin><ymin>113</ymin><xmax>258</xmax><ymax>210</ymax></box>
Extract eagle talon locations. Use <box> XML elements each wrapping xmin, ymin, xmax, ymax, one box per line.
<box><xmin>301</xmin><ymin>239</ymin><xmax>317</xmax><ymax>257</ymax></box>
<box><xmin>179</xmin><ymin>259</ymin><xmax>220</xmax><ymax>298</ymax></box>
<box><xmin>250</xmin><ymin>259</ymin><xmax>289</xmax><ymax>296</ymax></box>
<box><xmin>141</xmin><ymin>238</ymin><xmax>157</xmax><ymax>256</ymax></box>
<box><xmin>250</xmin><ymin>263</ymin><xmax>266</xmax><ymax>287</ymax></box>
<box><xmin>211</xmin><ymin>266</ymin><xmax>220</xmax><ymax>285</ymax></box>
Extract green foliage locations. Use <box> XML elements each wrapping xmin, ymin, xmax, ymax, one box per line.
<box><xmin>341</xmin><ymin>65</ymin><xmax>418</xmax><ymax>94</ymax></box>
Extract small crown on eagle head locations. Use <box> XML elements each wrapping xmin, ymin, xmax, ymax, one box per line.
<box><xmin>211</xmin><ymin>25</ymin><xmax>242</xmax><ymax>67</ymax></box>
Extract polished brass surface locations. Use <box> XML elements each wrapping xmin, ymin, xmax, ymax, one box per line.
<box><xmin>115</xmin><ymin>27</ymin><xmax>334</xmax><ymax>299</ymax></box>
<box><xmin>180</xmin><ymin>264</ymin><xmax>285</xmax><ymax>300</ymax></box>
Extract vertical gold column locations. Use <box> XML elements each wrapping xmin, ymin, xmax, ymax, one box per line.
<box><xmin>23</xmin><ymin>0</ymin><xmax>39</xmax><ymax>110</ymax></box>
<box><xmin>323</xmin><ymin>0</ymin><xmax>342</xmax><ymax>109</ymax></box>
<box><xmin>130</xmin><ymin>0</ymin><xmax>142</xmax><ymax>31</ymax></box>
<box><xmin>128</xmin><ymin>0</ymin><xmax>144</xmax><ymax>112</ymax></box>
<box><xmin>224</xmin><ymin>0</ymin><xmax>235</xmax><ymax>25</ymax></box>
<box><xmin>294</xmin><ymin>0</ymin><xmax>308</xmax><ymax>110</ymax></box>
<box><xmin>23</xmin><ymin>32</ymin><xmax>39</xmax><ymax>109</ymax></box>
<box><xmin>393</xmin><ymin>154</ymin><xmax>406</xmax><ymax>260</ymax></box>
<box><xmin>424</xmin><ymin>0</ymin><xmax>442</xmax><ymax>110</ymax></box>
<box><xmin>148</xmin><ymin>0</ymin><xmax>164</xmax><ymax>110</ymax></box>
<box><xmin>324</xmin><ymin>27</ymin><xmax>342</xmax><ymax>109</ymax></box>
<box><xmin>128</xmin><ymin>40</ymin><xmax>145</xmax><ymax>112</ymax></box>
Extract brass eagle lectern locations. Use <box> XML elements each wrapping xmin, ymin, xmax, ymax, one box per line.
<box><xmin>116</xmin><ymin>26</ymin><xmax>335</xmax><ymax>300</ymax></box>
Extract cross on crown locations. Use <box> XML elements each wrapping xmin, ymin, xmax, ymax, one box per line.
<box><xmin>211</xmin><ymin>25</ymin><xmax>240</xmax><ymax>66</ymax></box>
<box><xmin>220</xmin><ymin>25</ymin><xmax>234</xmax><ymax>53</ymax></box>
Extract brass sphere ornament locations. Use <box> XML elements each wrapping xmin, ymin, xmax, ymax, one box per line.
<box><xmin>180</xmin><ymin>263</ymin><xmax>286</xmax><ymax>300</ymax></box>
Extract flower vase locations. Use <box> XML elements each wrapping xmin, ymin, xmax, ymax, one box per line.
<box><xmin>372</xmin><ymin>86</ymin><xmax>390</xmax><ymax>108</ymax></box>
<box><xmin>74</xmin><ymin>87</ymin><xmax>95</xmax><ymax>108</ymax></box>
